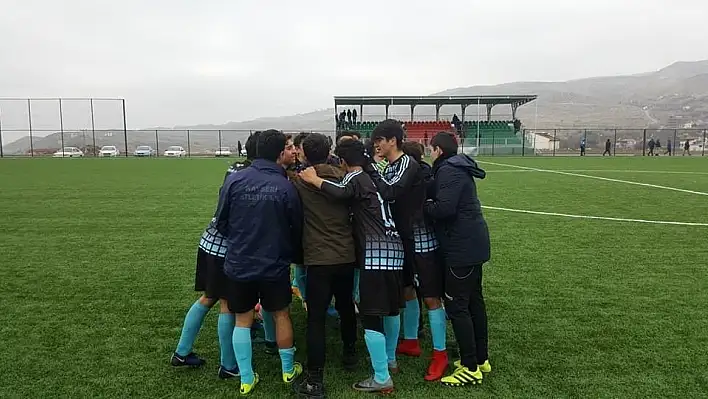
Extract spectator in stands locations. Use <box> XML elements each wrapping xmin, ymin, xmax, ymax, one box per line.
<box><xmin>335</xmin><ymin>113</ymin><xmax>340</xmax><ymax>128</ymax></box>
<box><xmin>451</xmin><ymin>114</ymin><xmax>462</xmax><ymax>135</ymax></box>
<box><xmin>683</xmin><ymin>140</ymin><xmax>691</xmax><ymax>156</ymax></box>
<box><xmin>513</xmin><ymin>119</ymin><xmax>521</xmax><ymax>133</ymax></box>
<box><xmin>352</xmin><ymin>108</ymin><xmax>358</xmax><ymax>124</ymax></box>
<box><xmin>347</xmin><ymin>109</ymin><xmax>352</xmax><ymax>124</ymax></box>
<box><xmin>603</xmin><ymin>139</ymin><xmax>611</xmax><ymax>156</ymax></box>
<box><xmin>339</xmin><ymin>111</ymin><xmax>347</xmax><ymax>126</ymax></box>
<box><xmin>580</xmin><ymin>138</ymin><xmax>586</xmax><ymax>156</ymax></box>
<box><xmin>665</xmin><ymin>139</ymin><xmax>672</xmax><ymax>156</ymax></box>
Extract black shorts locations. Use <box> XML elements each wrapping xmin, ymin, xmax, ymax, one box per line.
<box><xmin>225</xmin><ymin>274</ymin><xmax>292</xmax><ymax>314</ymax></box>
<box><xmin>194</xmin><ymin>248</ymin><xmax>228</xmax><ymax>299</ymax></box>
<box><xmin>414</xmin><ymin>251</ymin><xmax>444</xmax><ymax>299</ymax></box>
<box><xmin>358</xmin><ymin>269</ymin><xmax>404</xmax><ymax>317</ymax></box>
<box><xmin>401</xmin><ymin>238</ymin><xmax>416</xmax><ymax>288</ymax></box>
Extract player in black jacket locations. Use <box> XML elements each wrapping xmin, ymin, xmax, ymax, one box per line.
<box><xmin>297</xmin><ymin>139</ymin><xmax>402</xmax><ymax>395</ymax></box>
<box><xmin>425</xmin><ymin>132</ymin><xmax>491</xmax><ymax>387</ymax></box>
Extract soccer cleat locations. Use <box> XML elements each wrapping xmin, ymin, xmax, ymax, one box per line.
<box><xmin>352</xmin><ymin>376</ymin><xmax>394</xmax><ymax>394</ymax></box>
<box><xmin>342</xmin><ymin>343</ymin><xmax>358</xmax><ymax>372</ymax></box>
<box><xmin>283</xmin><ymin>362</ymin><xmax>303</xmax><ymax>384</ymax></box>
<box><xmin>292</xmin><ymin>372</ymin><xmax>325</xmax><ymax>399</ymax></box>
<box><xmin>264</xmin><ymin>341</ymin><xmax>278</xmax><ymax>355</ymax></box>
<box><xmin>453</xmin><ymin>359</ymin><xmax>491</xmax><ymax>373</ymax></box>
<box><xmin>441</xmin><ymin>366</ymin><xmax>482</xmax><ymax>387</ymax></box>
<box><xmin>240</xmin><ymin>373</ymin><xmax>259</xmax><ymax>396</ymax></box>
<box><xmin>218</xmin><ymin>365</ymin><xmax>240</xmax><ymax>379</ymax></box>
<box><xmin>170</xmin><ymin>352</ymin><xmax>205</xmax><ymax>368</ymax></box>
<box><xmin>424</xmin><ymin>350</ymin><xmax>449</xmax><ymax>381</ymax></box>
<box><xmin>396</xmin><ymin>339</ymin><xmax>422</xmax><ymax>357</ymax></box>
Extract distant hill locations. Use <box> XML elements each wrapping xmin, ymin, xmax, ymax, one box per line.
<box><xmin>5</xmin><ymin>60</ymin><xmax>708</xmax><ymax>155</ymax></box>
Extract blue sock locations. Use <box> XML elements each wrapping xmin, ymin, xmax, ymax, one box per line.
<box><xmin>428</xmin><ymin>308</ymin><xmax>447</xmax><ymax>351</ymax></box>
<box><xmin>352</xmin><ymin>268</ymin><xmax>360</xmax><ymax>303</ymax></box>
<box><xmin>403</xmin><ymin>299</ymin><xmax>420</xmax><ymax>340</ymax></box>
<box><xmin>261</xmin><ymin>310</ymin><xmax>276</xmax><ymax>343</ymax></box>
<box><xmin>294</xmin><ymin>264</ymin><xmax>307</xmax><ymax>301</ymax></box>
<box><xmin>175</xmin><ymin>301</ymin><xmax>210</xmax><ymax>356</ymax></box>
<box><xmin>279</xmin><ymin>346</ymin><xmax>296</xmax><ymax>374</ymax></box>
<box><xmin>232</xmin><ymin>327</ymin><xmax>254</xmax><ymax>384</ymax></box>
<box><xmin>382</xmin><ymin>315</ymin><xmax>400</xmax><ymax>364</ymax></box>
<box><xmin>364</xmin><ymin>329</ymin><xmax>391</xmax><ymax>384</ymax></box>
<box><xmin>218</xmin><ymin>313</ymin><xmax>237</xmax><ymax>369</ymax></box>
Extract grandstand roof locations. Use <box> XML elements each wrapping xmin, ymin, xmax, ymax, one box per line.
<box><xmin>334</xmin><ymin>95</ymin><xmax>537</xmax><ymax>107</ymax></box>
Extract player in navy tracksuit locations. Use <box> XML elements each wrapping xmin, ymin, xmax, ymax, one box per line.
<box><xmin>215</xmin><ymin>130</ymin><xmax>304</xmax><ymax>396</ymax></box>
<box><xmin>170</xmin><ymin>131</ymin><xmax>261</xmax><ymax>378</ymax></box>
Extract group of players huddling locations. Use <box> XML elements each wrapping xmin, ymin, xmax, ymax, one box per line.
<box><xmin>170</xmin><ymin>120</ymin><xmax>491</xmax><ymax>397</ymax></box>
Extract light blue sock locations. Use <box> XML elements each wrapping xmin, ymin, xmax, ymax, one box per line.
<box><xmin>261</xmin><ymin>310</ymin><xmax>276</xmax><ymax>343</ymax></box>
<box><xmin>364</xmin><ymin>329</ymin><xmax>391</xmax><ymax>384</ymax></box>
<box><xmin>175</xmin><ymin>301</ymin><xmax>210</xmax><ymax>356</ymax></box>
<box><xmin>403</xmin><ymin>299</ymin><xmax>420</xmax><ymax>340</ymax></box>
<box><xmin>382</xmin><ymin>315</ymin><xmax>401</xmax><ymax>364</ymax></box>
<box><xmin>294</xmin><ymin>264</ymin><xmax>307</xmax><ymax>301</ymax></box>
<box><xmin>279</xmin><ymin>346</ymin><xmax>296</xmax><ymax>374</ymax></box>
<box><xmin>352</xmin><ymin>268</ymin><xmax>360</xmax><ymax>303</ymax></box>
<box><xmin>428</xmin><ymin>307</ymin><xmax>447</xmax><ymax>351</ymax></box>
<box><xmin>217</xmin><ymin>313</ymin><xmax>237</xmax><ymax>369</ymax></box>
<box><xmin>232</xmin><ymin>327</ymin><xmax>254</xmax><ymax>384</ymax></box>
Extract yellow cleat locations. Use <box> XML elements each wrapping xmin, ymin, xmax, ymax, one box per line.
<box><xmin>453</xmin><ymin>359</ymin><xmax>491</xmax><ymax>373</ymax></box>
<box><xmin>283</xmin><ymin>362</ymin><xmax>303</xmax><ymax>384</ymax></box>
<box><xmin>240</xmin><ymin>373</ymin><xmax>259</xmax><ymax>396</ymax></box>
<box><xmin>441</xmin><ymin>366</ymin><xmax>483</xmax><ymax>387</ymax></box>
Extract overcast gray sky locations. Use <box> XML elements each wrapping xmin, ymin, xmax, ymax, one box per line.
<box><xmin>0</xmin><ymin>0</ymin><xmax>706</xmax><ymax>140</ymax></box>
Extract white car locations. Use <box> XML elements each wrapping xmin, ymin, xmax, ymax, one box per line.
<box><xmin>240</xmin><ymin>148</ymin><xmax>247</xmax><ymax>156</ymax></box>
<box><xmin>53</xmin><ymin>147</ymin><xmax>84</xmax><ymax>158</ymax></box>
<box><xmin>99</xmin><ymin>145</ymin><xmax>120</xmax><ymax>157</ymax></box>
<box><xmin>164</xmin><ymin>146</ymin><xmax>186</xmax><ymax>157</ymax></box>
<box><xmin>134</xmin><ymin>146</ymin><xmax>155</xmax><ymax>157</ymax></box>
<box><xmin>214</xmin><ymin>147</ymin><xmax>232</xmax><ymax>157</ymax></box>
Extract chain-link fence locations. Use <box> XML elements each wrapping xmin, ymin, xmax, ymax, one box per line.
<box><xmin>1</xmin><ymin>126</ymin><xmax>706</xmax><ymax>158</ymax></box>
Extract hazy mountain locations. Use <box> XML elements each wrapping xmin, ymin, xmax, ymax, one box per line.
<box><xmin>5</xmin><ymin>60</ymin><xmax>708</xmax><ymax>155</ymax></box>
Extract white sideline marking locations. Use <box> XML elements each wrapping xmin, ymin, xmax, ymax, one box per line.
<box><xmin>486</xmin><ymin>169</ymin><xmax>708</xmax><ymax>175</ymax></box>
<box><xmin>482</xmin><ymin>206</ymin><xmax>708</xmax><ymax>226</ymax></box>
<box><xmin>480</xmin><ymin>161</ymin><xmax>708</xmax><ymax>197</ymax></box>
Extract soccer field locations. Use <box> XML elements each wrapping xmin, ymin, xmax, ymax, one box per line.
<box><xmin>1</xmin><ymin>156</ymin><xmax>707</xmax><ymax>398</ymax></box>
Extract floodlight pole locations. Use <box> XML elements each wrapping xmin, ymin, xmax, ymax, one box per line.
<box><xmin>90</xmin><ymin>99</ymin><xmax>97</xmax><ymax>156</ymax></box>
<box><xmin>122</xmin><ymin>99</ymin><xmax>128</xmax><ymax>157</ymax></box>
<box><xmin>28</xmin><ymin>99</ymin><xmax>34</xmax><ymax>157</ymax></box>
<box><xmin>476</xmin><ymin>98</ymin><xmax>481</xmax><ymax>149</ymax></box>
<box><xmin>59</xmin><ymin>99</ymin><xmax>65</xmax><ymax>155</ymax></box>
<box><xmin>0</xmin><ymin>104</ymin><xmax>3</xmax><ymax>158</ymax></box>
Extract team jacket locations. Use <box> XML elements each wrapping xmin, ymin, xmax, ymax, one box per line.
<box><xmin>425</xmin><ymin>154</ymin><xmax>490</xmax><ymax>268</ymax></box>
<box><xmin>215</xmin><ymin>159</ymin><xmax>303</xmax><ymax>281</ymax></box>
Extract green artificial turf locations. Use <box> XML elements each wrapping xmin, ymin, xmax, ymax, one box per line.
<box><xmin>1</xmin><ymin>156</ymin><xmax>707</xmax><ymax>398</ymax></box>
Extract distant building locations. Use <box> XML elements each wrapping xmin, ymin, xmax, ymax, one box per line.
<box><xmin>528</xmin><ymin>132</ymin><xmax>560</xmax><ymax>151</ymax></box>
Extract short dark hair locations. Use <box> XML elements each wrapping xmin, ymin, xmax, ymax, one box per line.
<box><xmin>302</xmin><ymin>133</ymin><xmax>331</xmax><ymax>165</ymax></box>
<box><xmin>401</xmin><ymin>141</ymin><xmax>424</xmax><ymax>163</ymax></box>
<box><xmin>336</xmin><ymin>130</ymin><xmax>361</xmax><ymax>142</ymax></box>
<box><xmin>371</xmin><ymin>119</ymin><xmax>404</xmax><ymax>148</ymax></box>
<box><xmin>294</xmin><ymin>132</ymin><xmax>310</xmax><ymax>147</ymax></box>
<box><xmin>256</xmin><ymin>129</ymin><xmax>286</xmax><ymax>162</ymax></box>
<box><xmin>245</xmin><ymin>131</ymin><xmax>261</xmax><ymax>159</ymax></box>
<box><xmin>430</xmin><ymin>131</ymin><xmax>458</xmax><ymax>157</ymax></box>
<box><xmin>335</xmin><ymin>139</ymin><xmax>367</xmax><ymax>167</ymax></box>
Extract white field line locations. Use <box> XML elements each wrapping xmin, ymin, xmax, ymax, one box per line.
<box><xmin>480</xmin><ymin>161</ymin><xmax>708</xmax><ymax>197</ymax></box>
<box><xmin>482</xmin><ymin>206</ymin><xmax>708</xmax><ymax>227</ymax></box>
<box><xmin>486</xmin><ymin>169</ymin><xmax>708</xmax><ymax>175</ymax></box>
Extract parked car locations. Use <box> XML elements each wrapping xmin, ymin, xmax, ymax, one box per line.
<box><xmin>134</xmin><ymin>146</ymin><xmax>155</xmax><ymax>157</ymax></box>
<box><xmin>53</xmin><ymin>147</ymin><xmax>84</xmax><ymax>158</ymax></box>
<box><xmin>214</xmin><ymin>147</ymin><xmax>232</xmax><ymax>157</ymax></box>
<box><xmin>240</xmin><ymin>148</ymin><xmax>247</xmax><ymax>156</ymax></box>
<box><xmin>99</xmin><ymin>145</ymin><xmax>120</xmax><ymax>157</ymax></box>
<box><xmin>164</xmin><ymin>146</ymin><xmax>186</xmax><ymax>157</ymax></box>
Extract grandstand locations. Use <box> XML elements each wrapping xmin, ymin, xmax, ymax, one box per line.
<box><xmin>334</xmin><ymin>95</ymin><xmax>537</xmax><ymax>155</ymax></box>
